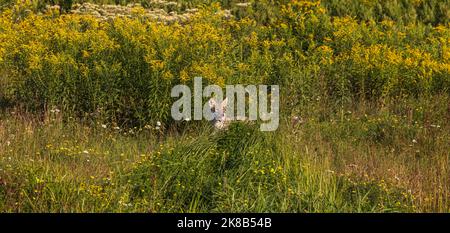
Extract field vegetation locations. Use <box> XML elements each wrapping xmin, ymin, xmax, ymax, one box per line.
<box><xmin>0</xmin><ymin>0</ymin><xmax>449</xmax><ymax>212</ymax></box>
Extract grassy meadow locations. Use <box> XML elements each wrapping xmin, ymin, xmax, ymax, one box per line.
<box><xmin>0</xmin><ymin>0</ymin><xmax>449</xmax><ymax>212</ymax></box>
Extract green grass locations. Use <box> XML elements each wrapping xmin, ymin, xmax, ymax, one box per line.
<box><xmin>0</xmin><ymin>0</ymin><xmax>449</xmax><ymax>213</ymax></box>
<box><xmin>1</xmin><ymin>94</ymin><xmax>448</xmax><ymax>212</ymax></box>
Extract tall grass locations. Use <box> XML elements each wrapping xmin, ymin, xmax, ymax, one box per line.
<box><xmin>1</xmin><ymin>1</ymin><xmax>449</xmax><ymax>127</ymax></box>
<box><xmin>1</xmin><ymin>93</ymin><xmax>448</xmax><ymax>212</ymax></box>
<box><xmin>0</xmin><ymin>0</ymin><xmax>449</xmax><ymax>212</ymax></box>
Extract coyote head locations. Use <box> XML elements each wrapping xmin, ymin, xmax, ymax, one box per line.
<box><xmin>208</xmin><ymin>97</ymin><xmax>229</xmax><ymax>129</ymax></box>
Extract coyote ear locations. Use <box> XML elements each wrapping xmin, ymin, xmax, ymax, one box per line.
<box><xmin>221</xmin><ymin>97</ymin><xmax>228</xmax><ymax>111</ymax></box>
<box><xmin>208</xmin><ymin>98</ymin><xmax>217</xmax><ymax>111</ymax></box>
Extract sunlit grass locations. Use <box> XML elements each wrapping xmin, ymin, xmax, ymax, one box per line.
<box><xmin>0</xmin><ymin>0</ymin><xmax>449</xmax><ymax>213</ymax></box>
<box><xmin>1</xmin><ymin>94</ymin><xmax>448</xmax><ymax>212</ymax></box>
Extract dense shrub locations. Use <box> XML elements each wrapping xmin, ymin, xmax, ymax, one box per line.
<box><xmin>0</xmin><ymin>0</ymin><xmax>449</xmax><ymax>127</ymax></box>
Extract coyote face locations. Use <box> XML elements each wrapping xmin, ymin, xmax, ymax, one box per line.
<box><xmin>208</xmin><ymin>97</ymin><xmax>229</xmax><ymax>129</ymax></box>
